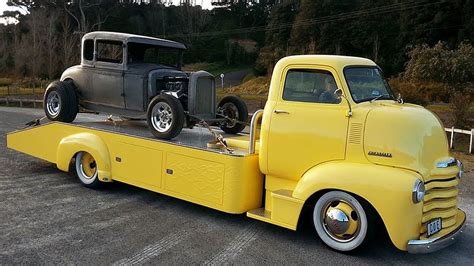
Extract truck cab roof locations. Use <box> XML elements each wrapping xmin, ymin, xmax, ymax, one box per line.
<box><xmin>274</xmin><ymin>55</ymin><xmax>377</xmax><ymax>70</ymax></box>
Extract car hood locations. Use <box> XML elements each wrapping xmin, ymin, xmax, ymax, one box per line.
<box><xmin>363</xmin><ymin>102</ymin><xmax>451</xmax><ymax>179</ymax></box>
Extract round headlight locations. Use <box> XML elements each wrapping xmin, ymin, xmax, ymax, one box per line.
<box><xmin>457</xmin><ymin>160</ymin><xmax>464</xmax><ymax>179</ymax></box>
<box><xmin>412</xmin><ymin>179</ymin><xmax>425</xmax><ymax>203</ymax></box>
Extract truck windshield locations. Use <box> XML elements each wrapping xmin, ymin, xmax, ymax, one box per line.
<box><xmin>128</xmin><ymin>42</ymin><xmax>181</xmax><ymax>68</ymax></box>
<box><xmin>344</xmin><ymin>67</ymin><xmax>395</xmax><ymax>103</ymax></box>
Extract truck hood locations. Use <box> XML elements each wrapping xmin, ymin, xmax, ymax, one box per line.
<box><xmin>363</xmin><ymin>102</ymin><xmax>451</xmax><ymax>179</ymax></box>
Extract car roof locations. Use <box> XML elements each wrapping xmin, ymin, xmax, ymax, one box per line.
<box><xmin>83</xmin><ymin>31</ymin><xmax>186</xmax><ymax>50</ymax></box>
<box><xmin>275</xmin><ymin>55</ymin><xmax>377</xmax><ymax>70</ymax></box>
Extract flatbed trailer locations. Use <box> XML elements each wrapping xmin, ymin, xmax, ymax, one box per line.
<box><xmin>7</xmin><ymin>115</ymin><xmax>264</xmax><ymax>215</ymax></box>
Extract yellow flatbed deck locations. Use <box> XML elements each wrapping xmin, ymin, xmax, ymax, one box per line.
<box><xmin>7</xmin><ymin>115</ymin><xmax>263</xmax><ymax>214</ymax></box>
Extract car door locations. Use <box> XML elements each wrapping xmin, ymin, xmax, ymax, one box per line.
<box><xmin>266</xmin><ymin>65</ymin><xmax>349</xmax><ymax>180</ymax></box>
<box><xmin>91</xmin><ymin>40</ymin><xmax>125</xmax><ymax>109</ymax></box>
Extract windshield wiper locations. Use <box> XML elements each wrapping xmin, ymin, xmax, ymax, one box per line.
<box><xmin>370</xmin><ymin>94</ymin><xmax>390</xmax><ymax>103</ymax></box>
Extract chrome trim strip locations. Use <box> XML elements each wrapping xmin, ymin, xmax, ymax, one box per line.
<box><xmin>407</xmin><ymin>210</ymin><xmax>466</xmax><ymax>254</ymax></box>
<box><xmin>249</xmin><ymin>109</ymin><xmax>264</xmax><ymax>154</ymax></box>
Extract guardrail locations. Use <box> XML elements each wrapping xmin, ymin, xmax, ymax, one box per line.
<box><xmin>445</xmin><ymin>127</ymin><xmax>473</xmax><ymax>154</ymax></box>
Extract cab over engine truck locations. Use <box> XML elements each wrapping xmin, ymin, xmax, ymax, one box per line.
<box><xmin>7</xmin><ymin>55</ymin><xmax>465</xmax><ymax>254</ymax></box>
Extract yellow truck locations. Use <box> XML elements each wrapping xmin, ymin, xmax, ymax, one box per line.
<box><xmin>7</xmin><ymin>55</ymin><xmax>465</xmax><ymax>253</ymax></box>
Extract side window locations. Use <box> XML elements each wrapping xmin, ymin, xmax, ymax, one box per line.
<box><xmin>83</xmin><ymin>39</ymin><xmax>94</xmax><ymax>61</ymax></box>
<box><xmin>283</xmin><ymin>69</ymin><xmax>341</xmax><ymax>104</ymax></box>
<box><xmin>96</xmin><ymin>40</ymin><xmax>123</xmax><ymax>64</ymax></box>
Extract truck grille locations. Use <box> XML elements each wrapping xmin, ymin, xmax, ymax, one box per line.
<box><xmin>420</xmin><ymin>177</ymin><xmax>459</xmax><ymax>239</ymax></box>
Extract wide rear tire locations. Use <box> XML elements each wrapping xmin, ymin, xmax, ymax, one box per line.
<box><xmin>43</xmin><ymin>81</ymin><xmax>78</xmax><ymax>122</ymax></box>
<box><xmin>147</xmin><ymin>94</ymin><xmax>185</xmax><ymax>140</ymax></box>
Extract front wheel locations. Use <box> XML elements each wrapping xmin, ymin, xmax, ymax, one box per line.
<box><xmin>217</xmin><ymin>95</ymin><xmax>248</xmax><ymax>134</ymax></box>
<box><xmin>313</xmin><ymin>191</ymin><xmax>372</xmax><ymax>252</ymax></box>
<box><xmin>147</xmin><ymin>94</ymin><xmax>185</xmax><ymax>140</ymax></box>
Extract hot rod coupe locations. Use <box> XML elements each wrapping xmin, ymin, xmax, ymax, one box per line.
<box><xmin>43</xmin><ymin>31</ymin><xmax>248</xmax><ymax>139</ymax></box>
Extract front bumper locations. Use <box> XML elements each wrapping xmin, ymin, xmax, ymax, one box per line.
<box><xmin>407</xmin><ymin>209</ymin><xmax>466</xmax><ymax>254</ymax></box>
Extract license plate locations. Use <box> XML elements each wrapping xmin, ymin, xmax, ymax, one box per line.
<box><xmin>427</xmin><ymin>218</ymin><xmax>442</xmax><ymax>237</ymax></box>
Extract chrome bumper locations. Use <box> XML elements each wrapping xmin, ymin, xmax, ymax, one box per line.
<box><xmin>407</xmin><ymin>211</ymin><xmax>466</xmax><ymax>254</ymax></box>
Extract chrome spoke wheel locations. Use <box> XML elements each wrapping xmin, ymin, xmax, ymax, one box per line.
<box><xmin>46</xmin><ymin>91</ymin><xmax>61</xmax><ymax>117</ymax></box>
<box><xmin>151</xmin><ymin>102</ymin><xmax>173</xmax><ymax>133</ymax></box>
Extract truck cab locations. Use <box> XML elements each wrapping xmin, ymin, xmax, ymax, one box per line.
<box><xmin>236</xmin><ymin>55</ymin><xmax>465</xmax><ymax>253</ymax></box>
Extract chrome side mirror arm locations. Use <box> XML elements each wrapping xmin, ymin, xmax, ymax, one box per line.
<box><xmin>334</xmin><ymin>88</ymin><xmax>353</xmax><ymax>117</ymax></box>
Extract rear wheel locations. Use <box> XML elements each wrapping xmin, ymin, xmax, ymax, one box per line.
<box><xmin>75</xmin><ymin>151</ymin><xmax>100</xmax><ymax>188</ymax></box>
<box><xmin>43</xmin><ymin>81</ymin><xmax>78</xmax><ymax>122</ymax></box>
<box><xmin>217</xmin><ymin>95</ymin><xmax>248</xmax><ymax>134</ymax></box>
<box><xmin>147</xmin><ymin>94</ymin><xmax>185</xmax><ymax>139</ymax></box>
<box><xmin>313</xmin><ymin>191</ymin><xmax>372</xmax><ymax>252</ymax></box>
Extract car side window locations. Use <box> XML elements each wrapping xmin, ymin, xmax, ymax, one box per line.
<box><xmin>283</xmin><ymin>69</ymin><xmax>341</xmax><ymax>104</ymax></box>
<box><xmin>96</xmin><ymin>40</ymin><xmax>123</xmax><ymax>64</ymax></box>
<box><xmin>83</xmin><ymin>39</ymin><xmax>94</xmax><ymax>61</ymax></box>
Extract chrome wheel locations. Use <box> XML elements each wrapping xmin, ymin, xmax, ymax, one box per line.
<box><xmin>313</xmin><ymin>191</ymin><xmax>368</xmax><ymax>252</ymax></box>
<box><xmin>75</xmin><ymin>151</ymin><xmax>98</xmax><ymax>185</ymax></box>
<box><xmin>46</xmin><ymin>91</ymin><xmax>61</xmax><ymax>117</ymax></box>
<box><xmin>151</xmin><ymin>102</ymin><xmax>173</xmax><ymax>133</ymax></box>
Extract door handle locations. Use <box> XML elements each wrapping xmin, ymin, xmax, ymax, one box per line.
<box><xmin>274</xmin><ymin>109</ymin><xmax>290</xmax><ymax>114</ymax></box>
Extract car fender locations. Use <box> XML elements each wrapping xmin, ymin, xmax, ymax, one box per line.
<box><xmin>292</xmin><ymin>161</ymin><xmax>423</xmax><ymax>251</ymax></box>
<box><xmin>56</xmin><ymin>132</ymin><xmax>111</xmax><ymax>182</ymax></box>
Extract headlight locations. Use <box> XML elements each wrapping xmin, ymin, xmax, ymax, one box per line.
<box><xmin>457</xmin><ymin>160</ymin><xmax>464</xmax><ymax>179</ymax></box>
<box><xmin>412</xmin><ymin>179</ymin><xmax>425</xmax><ymax>203</ymax></box>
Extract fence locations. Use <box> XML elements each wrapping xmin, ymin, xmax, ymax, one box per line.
<box><xmin>445</xmin><ymin>127</ymin><xmax>473</xmax><ymax>154</ymax></box>
<box><xmin>0</xmin><ymin>82</ymin><xmax>46</xmax><ymax>108</ymax></box>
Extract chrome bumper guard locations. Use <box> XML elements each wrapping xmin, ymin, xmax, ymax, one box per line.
<box><xmin>407</xmin><ymin>212</ymin><xmax>466</xmax><ymax>254</ymax></box>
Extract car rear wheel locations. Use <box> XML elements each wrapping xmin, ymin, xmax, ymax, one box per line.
<box><xmin>147</xmin><ymin>94</ymin><xmax>185</xmax><ymax>139</ymax></box>
<box><xmin>313</xmin><ymin>191</ymin><xmax>372</xmax><ymax>252</ymax></box>
<box><xmin>217</xmin><ymin>95</ymin><xmax>248</xmax><ymax>134</ymax></box>
<box><xmin>44</xmin><ymin>81</ymin><xmax>78</xmax><ymax>122</ymax></box>
<box><xmin>75</xmin><ymin>151</ymin><xmax>100</xmax><ymax>188</ymax></box>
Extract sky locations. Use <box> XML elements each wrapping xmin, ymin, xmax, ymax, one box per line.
<box><xmin>0</xmin><ymin>0</ymin><xmax>215</xmax><ymax>24</ymax></box>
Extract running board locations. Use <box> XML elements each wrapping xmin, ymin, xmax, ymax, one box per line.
<box><xmin>247</xmin><ymin>189</ymin><xmax>304</xmax><ymax>230</ymax></box>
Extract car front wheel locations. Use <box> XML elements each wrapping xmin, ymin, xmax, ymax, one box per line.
<box><xmin>147</xmin><ymin>94</ymin><xmax>185</xmax><ymax>140</ymax></box>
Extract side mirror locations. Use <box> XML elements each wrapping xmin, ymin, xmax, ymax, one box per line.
<box><xmin>334</xmin><ymin>88</ymin><xmax>352</xmax><ymax>117</ymax></box>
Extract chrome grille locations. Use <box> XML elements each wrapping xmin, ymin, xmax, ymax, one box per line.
<box><xmin>420</xmin><ymin>177</ymin><xmax>459</xmax><ymax>238</ymax></box>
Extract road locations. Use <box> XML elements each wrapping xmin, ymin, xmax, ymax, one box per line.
<box><xmin>0</xmin><ymin>107</ymin><xmax>473</xmax><ymax>264</ymax></box>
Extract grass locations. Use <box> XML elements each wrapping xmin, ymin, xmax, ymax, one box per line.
<box><xmin>0</xmin><ymin>86</ymin><xmax>45</xmax><ymax>96</ymax></box>
<box><xmin>0</xmin><ymin>78</ymin><xmax>13</xmax><ymax>86</ymax></box>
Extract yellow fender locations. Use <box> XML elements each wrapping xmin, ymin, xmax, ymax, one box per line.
<box><xmin>292</xmin><ymin>161</ymin><xmax>423</xmax><ymax>251</ymax></box>
<box><xmin>56</xmin><ymin>132</ymin><xmax>112</xmax><ymax>182</ymax></box>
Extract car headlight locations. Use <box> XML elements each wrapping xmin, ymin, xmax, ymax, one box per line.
<box><xmin>457</xmin><ymin>159</ymin><xmax>464</xmax><ymax>179</ymax></box>
<box><xmin>412</xmin><ymin>179</ymin><xmax>425</xmax><ymax>203</ymax></box>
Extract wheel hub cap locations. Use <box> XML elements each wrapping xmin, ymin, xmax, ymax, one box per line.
<box><xmin>152</xmin><ymin>102</ymin><xmax>173</xmax><ymax>132</ymax></box>
<box><xmin>322</xmin><ymin>201</ymin><xmax>359</xmax><ymax>242</ymax></box>
<box><xmin>80</xmin><ymin>153</ymin><xmax>97</xmax><ymax>179</ymax></box>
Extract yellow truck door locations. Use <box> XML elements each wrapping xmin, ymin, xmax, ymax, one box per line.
<box><xmin>266</xmin><ymin>65</ymin><xmax>349</xmax><ymax>180</ymax></box>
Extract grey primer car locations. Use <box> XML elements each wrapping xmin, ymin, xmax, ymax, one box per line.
<box><xmin>44</xmin><ymin>31</ymin><xmax>248</xmax><ymax>139</ymax></box>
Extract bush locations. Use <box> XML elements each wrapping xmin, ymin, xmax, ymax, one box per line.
<box><xmin>389</xmin><ymin>78</ymin><xmax>450</xmax><ymax>106</ymax></box>
<box><xmin>0</xmin><ymin>78</ymin><xmax>13</xmax><ymax>86</ymax></box>
<box><xmin>450</xmin><ymin>88</ymin><xmax>473</xmax><ymax>129</ymax></box>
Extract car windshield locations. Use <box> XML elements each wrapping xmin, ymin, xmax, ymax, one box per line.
<box><xmin>128</xmin><ymin>42</ymin><xmax>181</xmax><ymax>68</ymax></box>
<box><xmin>344</xmin><ymin>67</ymin><xmax>395</xmax><ymax>103</ymax></box>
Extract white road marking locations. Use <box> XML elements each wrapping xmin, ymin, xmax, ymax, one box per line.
<box><xmin>204</xmin><ymin>223</ymin><xmax>259</xmax><ymax>265</ymax></box>
<box><xmin>113</xmin><ymin>230</ymin><xmax>191</xmax><ymax>265</ymax></box>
